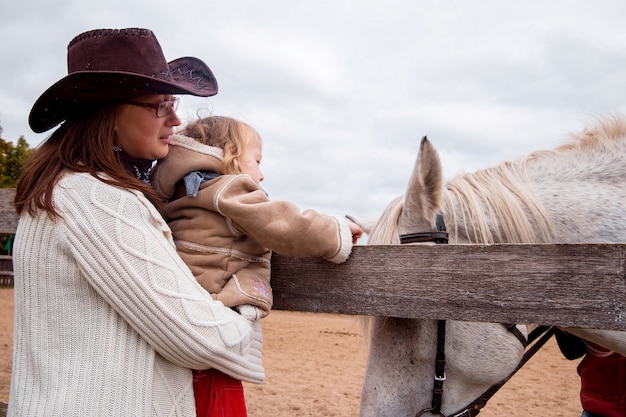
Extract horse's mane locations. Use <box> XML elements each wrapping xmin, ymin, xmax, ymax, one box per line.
<box><xmin>441</xmin><ymin>165</ymin><xmax>556</xmax><ymax>244</ymax></box>
<box><xmin>370</xmin><ymin>115</ymin><xmax>626</xmax><ymax>246</ymax></box>
<box><xmin>368</xmin><ymin>196</ymin><xmax>404</xmax><ymax>245</ymax></box>
<box><xmin>368</xmin><ymin>163</ymin><xmax>557</xmax><ymax>245</ymax></box>
<box><xmin>552</xmin><ymin>114</ymin><xmax>626</xmax><ymax>154</ymax></box>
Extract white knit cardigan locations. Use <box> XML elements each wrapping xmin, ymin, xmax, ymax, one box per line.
<box><xmin>8</xmin><ymin>172</ymin><xmax>264</xmax><ymax>417</ymax></box>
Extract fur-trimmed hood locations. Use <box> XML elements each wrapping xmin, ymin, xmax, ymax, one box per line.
<box><xmin>151</xmin><ymin>134</ymin><xmax>225</xmax><ymax>199</ymax></box>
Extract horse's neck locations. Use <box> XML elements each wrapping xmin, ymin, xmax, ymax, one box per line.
<box><xmin>520</xmin><ymin>135</ymin><xmax>626</xmax><ymax>243</ymax></box>
<box><xmin>441</xmin><ymin>165</ymin><xmax>556</xmax><ymax>244</ymax></box>
<box><xmin>441</xmin><ymin>126</ymin><xmax>626</xmax><ymax>244</ymax></box>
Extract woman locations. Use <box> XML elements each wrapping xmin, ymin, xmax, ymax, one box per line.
<box><xmin>9</xmin><ymin>28</ymin><xmax>264</xmax><ymax>417</ymax></box>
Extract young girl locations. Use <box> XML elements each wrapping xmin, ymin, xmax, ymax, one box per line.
<box><xmin>151</xmin><ymin>115</ymin><xmax>363</xmax><ymax>416</ymax></box>
<box><xmin>9</xmin><ymin>28</ymin><xmax>264</xmax><ymax>417</ymax></box>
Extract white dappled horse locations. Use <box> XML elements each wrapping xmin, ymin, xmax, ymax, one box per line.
<box><xmin>359</xmin><ymin>116</ymin><xmax>626</xmax><ymax>417</ymax></box>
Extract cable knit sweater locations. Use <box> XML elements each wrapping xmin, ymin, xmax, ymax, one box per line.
<box><xmin>8</xmin><ymin>172</ymin><xmax>264</xmax><ymax>417</ymax></box>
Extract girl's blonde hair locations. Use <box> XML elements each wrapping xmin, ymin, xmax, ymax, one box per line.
<box><xmin>179</xmin><ymin>116</ymin><xmax>260</xmax><ymax>174</ymax></box>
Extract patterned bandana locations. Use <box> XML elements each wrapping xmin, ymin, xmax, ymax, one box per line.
<box><xmin>114</xmin><ymin>146</ymin><xmax>154</xmax><ymax>185</ymax></box>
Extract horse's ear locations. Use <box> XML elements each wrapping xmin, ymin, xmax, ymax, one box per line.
<box><xmin>418</xmin><ymin>137</ymin><xmax>443</xmax><ymax>206</ymax></box>
<box><xmin>399</xmin><ymin>136</ymin><xmax>443</xmax><ymax>234</ymax></box>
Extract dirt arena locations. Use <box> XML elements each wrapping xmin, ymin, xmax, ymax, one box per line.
<box><xmin>0</xmin><ymin>287</ymin><xmax>584</xmax><ymax>416</ymax></box>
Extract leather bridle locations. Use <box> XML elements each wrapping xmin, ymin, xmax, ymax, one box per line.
<box><xmin>400</xmin><ymin>214</ymin><xmax>449</xmax><ymax>245</ymax></box>
<box><xmin>399</xmin><ymin>215</ymin><xmax>555</xmax><ymax>417</ymax></box>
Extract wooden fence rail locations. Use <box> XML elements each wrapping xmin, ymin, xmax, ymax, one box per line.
<box><xmin>272</xmin><ymin>244</ymin><xmax>626</xmax><ymax>330</ymax></box>
<box><xmin>0</xmin><ymin>189</ymin><xmax>18</xmax><ymax>235</ymax></box>
<box><xmin>1</xmin><ymin>189</ymin><xmax>625</xmax><ymax>330</ymax></box>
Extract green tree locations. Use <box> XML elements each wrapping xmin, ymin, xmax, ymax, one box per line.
<box><xmin>0</xmin><ymin>122</ymin><xmax>27</xmax><ymax>255</ymax></box>
<box><xmin>0</xmin><ymin>123</ymin><xmax>33</xmax><ymax>188</ymax></box>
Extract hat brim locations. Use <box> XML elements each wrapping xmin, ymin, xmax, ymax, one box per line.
<box><xmin>29</xmin><ymin>57</ymin><xmax>218</xmax><ymax>133</ymax></box>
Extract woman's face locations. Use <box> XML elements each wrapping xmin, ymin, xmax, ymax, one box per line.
<box><xmin>114</xmin><ymin>94</ymin><xmax>181</xmax><ymax>160</ymax></box>
<box><xmin>240</xmin><ymin>134</ymin><xmax>264</xmax><ymax>184</ymax></box>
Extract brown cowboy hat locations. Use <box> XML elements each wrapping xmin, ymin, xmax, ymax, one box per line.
<box><xmin>29</xmin><ymin>27</ymin><xmax>218</xmax><ymax>133</ymax></box>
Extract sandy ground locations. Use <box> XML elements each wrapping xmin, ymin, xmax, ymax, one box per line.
<box><xmin>0</xmin><ymin>287</ymin><xmax>584</xmax><ymax>416</ymax></box>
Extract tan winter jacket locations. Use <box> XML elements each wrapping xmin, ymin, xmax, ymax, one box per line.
<box><xmin>151</xmin><ymin>135</ymin><xmax>354</xmax><ymax>317</ymax></box>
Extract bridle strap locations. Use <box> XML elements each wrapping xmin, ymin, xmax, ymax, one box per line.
<box><xmin>404</xmin><ymin>215</ymin><xmax>555</xmax><ymax>417</ymax></box>
<box><xmin>400</xmin><ymin>231</ymin><xmax>449</xmax><ymax>244</ymax></box>
<box><xmin>401</xmin><ymin>214</ymin><xmax>449</xmax><ymax>416</ymax></box>
<box><xmin>504</xmin><ymin>323</ymin><xmax>529</xmax><ymax>348</ymax></box>
<box><xmin>400</xmin><ymin>214</ymin><xmax>449</xmax><ymax>245</ymax></box>
<box><xmin>432</xmin><ymin>319</ymin><xmax>447</xmax><ymax>412</ymax></box>
<box><xmin>447</xmin><ymin>326</ymin><xmax>555</xmax><ymax>416</ymax></box>
<box><xmin>416</xmin><ymin>325</ymin><xmax>554</xmax><ymax>417</ymax></box>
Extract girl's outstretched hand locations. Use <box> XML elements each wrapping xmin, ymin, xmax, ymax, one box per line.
<box><xmin>348</xmin><ymin>222</ymin><xmax>363</xmax><ymax>244</ymax></box>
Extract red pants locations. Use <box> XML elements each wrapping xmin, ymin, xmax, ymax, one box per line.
<box><xmin>192</xmin><ymin>369</ymin><xmax>248</xmax><ymax>417</ymax></box>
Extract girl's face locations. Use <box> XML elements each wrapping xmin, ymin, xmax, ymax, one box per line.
<box><xmin>114</xmin><ymin>94</ymin><xmax>181</xmax><ymax>160</ymax></box>
<box><xmin>240</xmin><ymin>134</ymin><xmax>264</xmax><ymax>184</ymax></box>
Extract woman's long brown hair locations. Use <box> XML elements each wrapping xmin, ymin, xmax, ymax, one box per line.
<box><xmin>15</xmin><ymin>105</ymin><xmax>162</xmax><ymax>218</ymax></box>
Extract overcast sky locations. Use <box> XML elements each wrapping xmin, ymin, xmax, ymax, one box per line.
<box><xmin>1</xmin><ymin>1</ymin><xmax>625</xmax><ymax>221</ymax></box>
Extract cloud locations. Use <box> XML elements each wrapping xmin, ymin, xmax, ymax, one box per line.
<box><xmin>1</xmin><ymin>0</ymin><xmax>626</xmax><ymax>221</ymax></box>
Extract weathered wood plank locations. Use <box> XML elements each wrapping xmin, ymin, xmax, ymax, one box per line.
<box><xmin>271</xmin><ymin>244</ymin><xmax>626</xmax><ymax>330</ymax></box>
<box><xmin>0</xmin><ymin>189</ymin><xmax>17</xmax><ymax>234</ymax></box>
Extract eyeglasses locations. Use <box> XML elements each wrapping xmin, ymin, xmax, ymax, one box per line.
<box><xmin>126</xmin><ymin>97</ymin><xmax>180</xmax><ymax>118</ymax></box>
